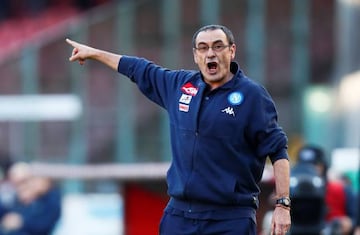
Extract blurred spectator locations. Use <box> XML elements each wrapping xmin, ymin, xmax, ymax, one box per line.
<box><xmin>295</xmin><ymin>145</ymin><xmax>357</xmax><ymax>235</ymax></box>
<box><xmin>0</xmin><ymin>162</ymin><xmax>61</xmax><ymax>235</ymax></box>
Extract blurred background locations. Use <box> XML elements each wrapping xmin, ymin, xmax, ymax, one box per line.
<box><xmin>0</xmin><ymin>0</ymin><xmax>359</xmax><ymax>234</ymax></box>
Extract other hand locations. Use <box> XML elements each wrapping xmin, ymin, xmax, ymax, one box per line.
<box><xmin>271</xmin><ymin>206</ymin><xmax>291</xmax><ymax>235</ymax></box>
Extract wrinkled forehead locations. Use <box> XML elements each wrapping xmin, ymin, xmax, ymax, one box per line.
<box><xmin>195</xmin><ymin>29</ymin><xmax>228</xmax><ymax>45</ymax></box>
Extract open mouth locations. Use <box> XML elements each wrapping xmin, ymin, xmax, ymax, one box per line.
<box><xmin>207</xmin><ymin>62</ymin><xmax>218</xmax><ymax>74</ymax></box>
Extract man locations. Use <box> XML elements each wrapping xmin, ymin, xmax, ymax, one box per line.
<box><xmin>66</xmin><ymin>24</ymin><xmax>291</xmax><ymax>235</ymax></box>
<box><xmin>0</xmin><ymin>162</ymin><xmax>61</xmax><ymax>235</ymax></box>
<box><xmin>294</xmin><ymin>145</ymin><xmax>356</xmax><ymax>235</ymax></box>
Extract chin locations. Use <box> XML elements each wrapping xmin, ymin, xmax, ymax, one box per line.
<box><xmin>204</xmin><ymin>76</ymin><xmax>223</xmax><ymax>84</ymax></box>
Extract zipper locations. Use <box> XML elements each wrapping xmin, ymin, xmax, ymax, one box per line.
<box><xmin>183</xmin><ymin>80</ymin><xmax>206</xmax><ymax>203</ymax></box>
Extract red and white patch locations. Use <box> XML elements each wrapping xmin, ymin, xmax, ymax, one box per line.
<box><xmin>181</xmin><ymin>82</ymin><xmax>198</xmax><ymax>96</ymax></box>
<box><xmin>179</xmin><ymin>103</ymin><xmax>189</xmax><ymax>112</ymax></box>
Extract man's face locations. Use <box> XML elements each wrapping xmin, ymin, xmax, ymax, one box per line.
<box><xmin>193</xmin><ymin>29</ymin><xmax>236</xmax><ymax>89</ymax></box>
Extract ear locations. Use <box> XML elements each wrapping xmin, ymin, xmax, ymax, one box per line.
<box><xmin>230</xmin><ymin>44</ymin><xmax>236</xmax><ymax>60</ymax></box>
<box><xmin>193</xmin><ymin>49</ymin><xmax>199</xmax><ymax>64</ymax></box>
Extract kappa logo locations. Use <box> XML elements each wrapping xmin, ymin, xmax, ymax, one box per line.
<box><xmin>221</xmin><ymin>107</ymin><xmax>235</xmax><ymax>117</ymax></box>
<box><xmin>181</xmin><ymin>82</ymin><xmax>198</xmax><ymax>96</ymax></box>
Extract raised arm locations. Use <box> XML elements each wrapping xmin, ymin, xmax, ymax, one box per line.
<box><xmin>66</xmin><ymin>38</ymin><xmax>122</xmax><ymax>71</ymax></box>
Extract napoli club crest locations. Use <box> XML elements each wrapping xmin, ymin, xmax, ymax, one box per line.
<box><xmin>228</xmin><ymin>92</ymin><xmax>243</xmax><ymax>105</ymax></box>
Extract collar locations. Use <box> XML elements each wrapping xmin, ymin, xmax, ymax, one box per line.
<box><xmin>220</xmin><ymin>61</ymin><xmax>243</xmax><ymax>90</ymax></box>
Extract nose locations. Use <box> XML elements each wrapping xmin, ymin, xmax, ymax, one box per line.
<box><xmin>206</xmin><ymin>47</ymin><xmax>216</xmax><ymax>57</ymax></box>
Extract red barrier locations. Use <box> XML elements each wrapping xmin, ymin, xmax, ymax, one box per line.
<box><xmin>124</xmin><ymin>181</ymin><xmax>169</xmax><ymax>235</ymax></box>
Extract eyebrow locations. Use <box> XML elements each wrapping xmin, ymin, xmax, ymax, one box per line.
<box><xmin>196</xmin><ymin>39</ymin><xmax>225</xmax><ymax>46</ymax></box>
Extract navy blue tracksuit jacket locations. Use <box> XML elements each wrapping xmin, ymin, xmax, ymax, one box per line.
<box><xmin>118</xmin><ymin>56</ymin><xmax>289</xmax><ymax>221</ymax></box>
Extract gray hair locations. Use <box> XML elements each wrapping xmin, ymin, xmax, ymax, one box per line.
<box><xmin>192</xmin><ymin>24</ymin><xmax>235</xmax><ymax>48</ymax></box>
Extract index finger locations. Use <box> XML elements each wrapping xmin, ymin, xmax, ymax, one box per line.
<box><xmin>65</xmin><ymin>38</ymin><xmax>78</xmax><ymax>47</ymax></box>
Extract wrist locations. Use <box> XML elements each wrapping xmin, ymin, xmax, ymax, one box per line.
<box><xmin>275</xmin><ymin>204</ymin><xmax>291</xmax><ymax>211</ymax></box>
<box><xmin>275</xmin><ymin>196</ymin><xmax>291</xmax><ymax>209</ymax></box>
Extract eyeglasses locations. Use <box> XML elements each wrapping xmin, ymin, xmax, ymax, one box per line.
<box><xmin>194</xmin><ymin>44</ymin><xmax>231</xmax><ymax>53</ymax></box>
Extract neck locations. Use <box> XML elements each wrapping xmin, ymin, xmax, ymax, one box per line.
<box><xmin>207</xmin><ymin>73</ymin><xmax>234</xmax><ymax>90</ymax></box>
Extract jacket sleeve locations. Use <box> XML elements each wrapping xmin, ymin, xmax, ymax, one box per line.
<box><xmin>246</xmin><ymin>84</ymin><xmax>289</xmax><ymax>163</ymax></box>
<box><xmin>117</xmin><ymin>56</ymin><xmax>184</xmax><ymax>110</ymax></box>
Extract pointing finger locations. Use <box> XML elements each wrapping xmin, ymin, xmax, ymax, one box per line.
<box><xmin>66</xmin><ymin>38</ymin><xmax>77</xmax><ymax>47</ymax></box>
<box><xmin>66</xmin><ymin>38</ymin><xmax>83</xmax><ymax>52</ymax></box>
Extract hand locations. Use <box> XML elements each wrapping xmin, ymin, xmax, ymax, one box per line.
<box><xmin>354</xmin><ymin>227</ymin><xmax>360</xmax><ymax>235</ymax></box>
<box><xmin>271</xmin><ymin>206</ymin><xmax>291</xmax><ymax>235</ymax></box>
<box><xmin>66</xmin><ymin>38</ymin><xmax>121</xmax><ymax>71</ymax></box>
<box><xmin>337</xmin><ymin>216</ymin><xmax>353</xmax><ymax>235</ymax></box>
<box><xmin>1</xmin><ymin>212</ymin><xmax>23</xmax><ymax>230</ymax></box>
<box><xmin>66</xmin><ymin>38</ymin><xmax>96</xmax><ymax>65</ymax></box>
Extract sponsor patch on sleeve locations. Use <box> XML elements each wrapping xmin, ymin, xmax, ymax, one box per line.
<box><xmin>179</xmin><ymin>103</ymin><xmax>189</xmax><ymax>112</ymax></box>
<box><xmin>181</xmin><ymin>82</ymin><xmax>198</xmax><ymax>96</ymax></box>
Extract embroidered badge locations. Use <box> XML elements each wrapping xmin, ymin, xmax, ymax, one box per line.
<box><xmin>179</xmin><ymin>94</ymin><xmax>192</xmax><ymax>104</ymax></box>
<box><xmin>221</xmin><ymin>107</ymin><xmax>235</xmax><ymax>117</ymax></box>
<box><xmin>228</xmin><ymin>92</ymin><xmax>243</xmax><ymax>105</ymax></box>
<box><xmin>181</xmin><ymin>82</ymin><xmax>198</xmax><ymax>96</ymax></box>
